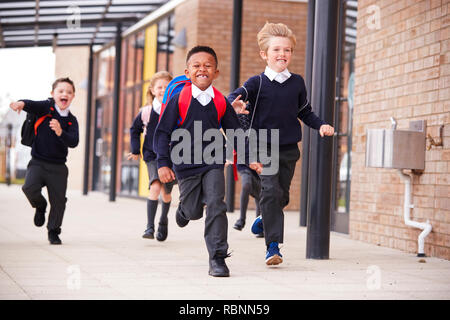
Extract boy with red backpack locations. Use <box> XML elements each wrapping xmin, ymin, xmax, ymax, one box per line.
<box><xmin>154</xmin><ymin>46</ymin><xmax>261</xmax><ymax>277</ymax></box>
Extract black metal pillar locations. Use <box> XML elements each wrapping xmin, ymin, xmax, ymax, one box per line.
<box><xmin>306</xmin><ymin>0</ymin><xmax>339</xmax><ymax>259</ymax></box>
<box><xmin>83</xmin><ymin>44</ymin><xmax>94</xmax><ymax>195</ymax></box>
<box><xmin>226</xmin><ymin>0</ymin><xmax>243</xmax><ymax>212</ymax></box>
<box><xmin>300</xmin><ymin>0</ymin><xmax>316</xmax><ymax>227</ymax></box>
<box><xmin>109</xmin><ymin>23</ymin><xmax>122</xmax><ymax>202</ymax></box>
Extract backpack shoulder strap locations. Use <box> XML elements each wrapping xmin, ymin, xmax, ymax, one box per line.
<box><xmin>177</xmin><ymin>82</ymin><xmax>192</xmax><ymax>127</ymax></box>
<box><xmin>34</xmin><ymin>106</ymin><xmax>54</xmax><ymax>135</ymax></box>
<box><xmin>212</xmin><ymin>87</ymin><xmax>227</xmax><ymax>123</ymax></box>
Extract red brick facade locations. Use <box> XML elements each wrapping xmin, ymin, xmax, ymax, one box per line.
<box><xmin>352</xmin><ymin>0</ymin><xmax>450</xmax><ymax>259</ymax></box>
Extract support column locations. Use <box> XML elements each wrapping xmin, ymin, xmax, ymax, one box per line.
<box><xmin>226</xmin><ymin>0</ymin><xmax>243</xmax><ymax>212</ymax></box>
<box><xmin>109</xmin><ymin>23</ymin><xmax>122</xmax><ymax>202</ymax></box>
<box><xmin>306</xmin><ymin>0</ymin><xmax>339</xmax><ymax>259</ymax></box>
<box><xmin>83</xmin><ymin>44</ymin><xmax>93</xmax><ymax>195</ymax></box>
<box><xmin>300</xmin><ymin>0</ymin><xmax>316</xmax><ymax>227</ymax></box>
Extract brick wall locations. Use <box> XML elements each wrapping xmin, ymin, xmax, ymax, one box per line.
<box><xmin>352</xmin><ymin>0</ymin><xmax>450</xmax><ymax>259</ymax></box>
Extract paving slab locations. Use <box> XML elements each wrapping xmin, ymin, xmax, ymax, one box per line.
<box><xmin>0</xmin><ymin>184</ymin><xmax>449</xmax><ymax>300</ymax></box>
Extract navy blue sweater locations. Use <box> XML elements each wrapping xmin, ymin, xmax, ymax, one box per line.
<box><xmin>228</xmin><ymin>72</ymin><xmax>325</xmax><ymax>150</ymax></box>
<box><xmin>154</xmin><ymin>93</ymin><xmax>242</xmax><ymax>179</ymax></box>
<box><xmin>130</xmin><ymin>107</ymin><xmax>159</xmax><ymax>162</ymax></box>
<box><xmin>21</xmin><ymin>98</ymin><xmax>79</xmax><ymax>164</ymax></box>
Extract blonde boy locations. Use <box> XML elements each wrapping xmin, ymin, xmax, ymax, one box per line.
<box><xmin>229</xmin><ymin>22</ymin><xmax>334</xmax><ymax>265</ymax></box>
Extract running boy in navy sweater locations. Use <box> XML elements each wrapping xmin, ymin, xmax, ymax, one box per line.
<box><xmin>229</xmin><ymin>23</ymin><xmax>334</xmax><ymax>266</ymax></box>
<box><xmin>154</xmin><ymin>46</ymin><xmax>261</xmax><ymax>277</ymax></box>
<box><xmin>9</xmin><ymin>77</ymin><xmax>79</xmax><ymax>245</ymax></box>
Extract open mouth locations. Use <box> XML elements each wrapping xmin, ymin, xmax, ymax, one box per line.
<box><xmin>60</xmin><ymin>98</ymin><xmax>68</xmax><ymax>105</ymax></box>
<box><xmin>197</xmin><ymin>74</ymin><xmax>208</xmax><ymax>79</ymax></box>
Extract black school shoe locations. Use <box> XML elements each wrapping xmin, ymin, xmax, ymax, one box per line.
<box><xmin>156</xmin><ymin>223</ymin><xmax>168</xmax><ymax>241</ymax></box>
<box><xmin>48</xmin><ymin>230</ymin><xmax>62</xmax><ymax>245</ymax></box>
<box><xmin>233</xmin><ymin>219</ymin><xmax>245</xmax><ymax>231</ymax></box>
<box><xmin>208</xmin><ymin>254</ymin><xmax>230</xmax><ymax>277</ymax></box>
<box><xmin>34</xmin><ymin>205</ymin><xmax>46</xmax><ymax>227</ymax></box>
<box><xmin>142</xmin><ymin>227</ymin><xmax>154</xmax><ymax>239</ymax></box>
<box><xmin>175</xmin><ymin>206</ymin><xmax>189</xmax><ymax>228</ymax></box>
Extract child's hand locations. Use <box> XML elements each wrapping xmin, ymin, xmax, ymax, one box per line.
<box><xmin>49</xmin><ymin>119</ymin><xmax>62</xmax><ymax>136</ymax></box>
<box><xmin>127</xmin><ymin>153</ymin><xmax>140</xmax><ymax>161</ymax></box>
<box><xmin>158</xmin><ymin>166</ymin><xmax>176</xmax><ymax>183</ymax></box>
<box><xmin>231</xmin><ymin>95</ymin><xmax>249</xmax><ymax>115</ymax></box>
<box><xmin>249</xmin><ymin>162</ymin><xmax>263</xmax><ymax>175</ymax></box>
<box><xmin>319</xmin><ymin>124</ymin><xmax>334</xmax><ymax>137</ymax></box>
<box><xmin>10</xmin><ymin>101</ymin><xmax>25</xmax><ymax>114</ymax></box>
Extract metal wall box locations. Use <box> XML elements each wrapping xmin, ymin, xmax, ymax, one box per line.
<box><xmin>366</xmin><ymin>127</ymin><xmax>426</xmax><ymax>170</ymax></box>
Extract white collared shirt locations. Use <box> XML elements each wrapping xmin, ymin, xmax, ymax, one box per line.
<box><xmin>152</xmin><ymin>97</ymin><xmax>162</xmax><ymax>115</ymax></box>
<box><xmin>192</xmin><ymin>84</ymin><xmax>215</xmax><ymax>106</ymax></box>
<box><xmin>55</xmin><ymin>104</ymin><xmax>70</xmax><ymax>117</ymax></box>
<box><xmin>264</xmin><ymin>66</ymin><xmax>291</xmax><ymax>84</ymax></box>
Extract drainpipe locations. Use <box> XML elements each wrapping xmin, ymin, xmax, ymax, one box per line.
<box><xmin>398</xmin><ymin>170</ymin><xmax>432</xmax><ymax>257</ymax></box>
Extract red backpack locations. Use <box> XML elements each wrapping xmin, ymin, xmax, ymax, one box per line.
<box><xmin>159</xmin><ymin>75</ymin><xmax>238</xmax><ymax>180</ymax></box>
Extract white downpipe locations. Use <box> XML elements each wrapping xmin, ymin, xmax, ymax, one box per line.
<box><xmin>398</xmin><ymin>170</ymin><xmax>432</xmax><ymax>256</ymax></box>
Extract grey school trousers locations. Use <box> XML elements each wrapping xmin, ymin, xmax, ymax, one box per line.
<box><xmin>22</xmin><ymin>158</ymin><xmax>68</xmax><ymax>233</ymax></box>
<box><xmin>177</xmin><ymin>168</ymin><xmax>228</xmax><ymax>259</ymax></box>
<box><xmin>260</xmin><ymin>146</ymin><xmax>300</xmax><ymax>247</ymax></box>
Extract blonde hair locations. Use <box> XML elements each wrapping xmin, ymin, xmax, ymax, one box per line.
<box><xmin>146</xmin><ymin>71</ymin><xmax>173</xmax><ymax>104</ymax></box>
<box><xmin>257</xmin><ymin>22</ymin><xmax>296</xmax><ymax>52</ymax></box>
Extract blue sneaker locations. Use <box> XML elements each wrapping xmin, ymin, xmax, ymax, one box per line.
<box><xmin>265</xmin><ymin>242</ymin><xmax>283</xmax><ymax>265</ymax></box>
<box><xmin>251</xmin><ymin>216</ymin><xmax>263</xmax><ymax>235</ymax></box>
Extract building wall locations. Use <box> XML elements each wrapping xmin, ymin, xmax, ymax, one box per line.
<box><xmin>352</xmin><ymin>0</ymin><xmax>450</xmax><ymax>259</ymax></box>
<box><xmin>54</xmin><ymin>46</ymin><xmax>90</xmax><ymax>191</ymax></box>
<box><xmin>174</xmin><ymin>0</ymin><xmax>308</xmax><ymax>211</ymax></box>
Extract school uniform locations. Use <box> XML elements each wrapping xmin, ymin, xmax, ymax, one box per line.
<box><xmin>228</xmin><ymin>67</ymin><xmax>325</xmax><ymax>247</ymax></box>
<box><xmin>130</xmin><ymin>99</ymin><xmax>176</xmax><ymax>194</ymax></box>
<box><xmin>129</xmin><ymin>98</ymin><xmax>174</xmax><ymax>240</ymax></box>
<box><xmin>20</xmin><ymin>98</ymin><xmax>79</xmax><ymax>235</ymax></box>
<box><xmin>236</xmin><ymin>164</ymin><xmax>261</xmax><ymax>222</ymax></box>
<box><xmin>154</xmin><ymin>84</ymin><xmax>242</xmax><ymax>261</ymax></box>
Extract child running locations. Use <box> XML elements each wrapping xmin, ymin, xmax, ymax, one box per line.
<box><xmin>154</xmin><ymin>46</ymin><xmax>261</xmax><ymax>277</ymax></box>
<box><xmin>228</xmin><ymin>22</ymin><xmax>334</xmax><ymax>265</ymax></box>
<box><xmin>9</xmin><ymin>77</ymin><xmax>79</xmax><ymax>245</ymax></box>
<box><xmin>128</xmin><ymin>71</ymin><xmax>175</xmax><ymax>241</ymax></box>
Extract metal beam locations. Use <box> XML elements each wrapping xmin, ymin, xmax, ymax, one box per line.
<box><xmin>109</xmin><ymin>23</ymin><xmax>122</xmax><ymax>202</ymax></box>
<box><xmin>83</xmin><ymin>45</ymin><xmax>94</xmax><ymax>196</ymax></box>
<box><xmin>226</xmin><ymin>0</ymin><xmax>243</xmax><ymax>213</ymax></box>
<box><xmin>300</xmin><ymin>0</ymin><xmax>315</xmax><ymax>227</ymax></box>
<box><xmin>306</xmin><ymin>0</ymin><xmax>340</xmax><ymax>260</ymax></box>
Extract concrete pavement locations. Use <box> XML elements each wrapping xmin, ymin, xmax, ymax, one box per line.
<box><xmin>0</xmin><ymin>183</ymin><xmax>449</xmax><ymax>300</ymax></box>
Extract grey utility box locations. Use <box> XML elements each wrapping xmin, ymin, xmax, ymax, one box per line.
<box><xmin>365</xmin><ymin>121</ymin><xmax>426</xmax><ymax>170</ymax></box>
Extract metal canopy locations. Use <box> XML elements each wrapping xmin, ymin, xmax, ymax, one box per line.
<box><xmin>0</xmin><ymin>0</ymin><xmax>169</xmax><ymax>48</ymax></box>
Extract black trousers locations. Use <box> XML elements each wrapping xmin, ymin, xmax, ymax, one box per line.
<box><xmin>259</xmin><ymin>146</ymin><xmax>300</xmax><ymax>246</ymax></box>
<box><xmin>22</xmin><ymin>158</ymin><xmax>68</xmax><ymax>232</ymax></box>
<box><xmin>239</xmin><ymin>167</ymin><xmax>261</xmax><ymax>220</ymax></box>
<box><xmin>177</xmin><ymin>168</ymin><xmax>228</xmax><ymax>259</ymax></box>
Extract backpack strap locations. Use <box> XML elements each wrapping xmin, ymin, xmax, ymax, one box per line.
<box><xmin>140</xmin><ymin>105</ymin><xmax>152</xmax><ymax>136</ymax></box>
<box><xmin>177</xmin><ymin>84</ymin><xmax>227</xmax><ymax>127</ymax></box>
<box><xmin>34</xmin><ymin>106</ymin><xmax>55</xmax><ymax>135</ymax></box>
<box><xmin>177</xmin><ymin>83</ymin><xmax>193</xmax><ymax>127</ymax></box>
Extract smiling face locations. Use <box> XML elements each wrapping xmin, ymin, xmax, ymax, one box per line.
<box><xmin>185</xmin><ymin>51</ymin><xmax>219</xmax><ymax>91</ymax></box>
<box><xmin>51</xmin><ymin>81</ymin><xmax>75</xmax><ymax>110</ymax></box>
<box><xmin>260</xmin><ymin>36</ymin><xmax>293</xmax><ymax>73</ymax></box>
<box><xmin>151</xmin><ymin>78</ymin><xmax>170</xmax><ymax>103</ymax></box>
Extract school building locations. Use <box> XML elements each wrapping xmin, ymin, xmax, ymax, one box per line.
<box><xmin>0</xmin><ymin>0</ymin><xmax>449</xmax><ymax>260</ymax></box>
